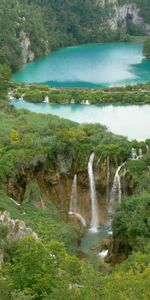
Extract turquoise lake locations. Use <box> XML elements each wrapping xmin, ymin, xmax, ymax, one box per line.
<box><xmin>13</xmin><ymin>43</ymin><xmax>150</xmax><ymax>88</ymax></box>
<box><xmin>12</xmin><ymin>100</ymin><xmax>150</xmax><ymax>141</ymax></box>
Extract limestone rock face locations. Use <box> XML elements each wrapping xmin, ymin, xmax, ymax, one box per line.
<box><xmin>112</xmin><ymin>3</ymin><xmax>149</xmax><ymax>34</ymax></box>
<box><xmin>0</xmin><ymin>211</ymin><xmax>38</xmax><ymax>240</ymax></box>
<box><xmin>0</xmin><ymin>211</ymin><xmax>38</xmax><ymax>267</ymax></box>
<box><xmin>20</xmin><ymin>30</ymin><xmax>35</xmax><ymax>63</ymax></box>
<box><xmin>97</xmin><ymin>0</ymin><xmax>150</xmax><ymax>35</ymax></box>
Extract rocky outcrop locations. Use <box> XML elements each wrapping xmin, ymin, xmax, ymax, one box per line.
<box><xmin>0</xmin><ymin>211</ymin><xmax>38</xmax><ymax>267</ymax></box>
<box><xmin>0</xmin><ymin>211</ymin><xmax>38</xmax><ymax>240</ymax></box>
<box><xmin>98</xmin><ymin>0</ymin><xmax>150</xmax><ymax>35</ymax></box>
<box><xmin>20</xmin><ymin>30</ymin><xmax>35</xmax><ymax>64</ymax></box>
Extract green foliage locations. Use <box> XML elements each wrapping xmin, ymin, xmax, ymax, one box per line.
<box><xmin>112</xmin><ymin>194</ymin><xmax>150</xmax><ymax>252</ymax></box>
<box><xmin>12</xmin><ymin>81</ymin><xmax>150</xmax><ymax>105</ymax></box>
<box><xmin>23</xmin><ymin>181</ymin><xmax>41</xmax><ymax>204</ymax></box>
<box><xmin>0</xmin><ymin>64</ymin><xmax>11</xmax><ymax>98</ymax></box>
<box><xmin>2</xmin><ymin>0</ymin><xmax>149</xmax><ymax>72</ymax></box>
<box><xmin>143</xmin><ymin>38</ymin><xmax>150</xmax><ymax>59</ymax></box>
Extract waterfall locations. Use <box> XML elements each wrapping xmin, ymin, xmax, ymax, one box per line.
<box><xmin>95</xmin><ymin>157</ymin><xmax>101</xmax><ymax>170</ymax></box>
<box><xmin>107</xmin><ymin>162</ymin><xmax>125</xmax><ymax>226</ymax></box>
<box><xmin>69</xmin><ymin>175</ymin><xmax>86</xmax><ymax>227</ymax></box>
<box><xmin>88</xmin><ymin>153</ymin><xmax>99</xmax><ymax>232</ymax></box>
<box><xmin>43</xmin><ymin>96</ymin><xmax>49</xmax><ymax>103</ymax></box>
<box><xmin>106</xmin><ymin>156</ymin><xmax>110</xmax><ymax>202</ymax></box>
<box><xmin>131</xmin><ymin>147</ymin><xmax>137</xmax><ymax>160</ymax></box>
<box><xmin>69</xmin><ymin>174</ymin><xmax>77</xmax><ymax>213</ymax></box>
<box><xmin>111</xmin><ymin>162</ymin><xmax>125</xmax><ymax>204</ymax></box>
<box><xmin>139</xmin><ymin>148</ymin><xmax>142</xmax><ymax>157</ymax></box>
<box><xmin>109</xmin><ymin>162</ymin><xmax>125</xmax><ymax>212</ymax></box>
<box><xmin>69</xmin><ymin>211</ymin><xmax>86</xmax><ymax>227</ymax></box>
<box><xmin>131</xmin><ymin>147</ymin><xmax>143</xmax><ymax>160</ymax></box>
<box><xmin>10</xmin><ymin>197</ymin><xmax>20</xmax><ymax>206</ymax></box>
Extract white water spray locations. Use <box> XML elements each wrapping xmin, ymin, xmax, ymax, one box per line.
<box><xmin>106</xmin><ymin>156</ymin><xmax>110</xmax><ymax>202</ymax></box>
<box><xmin>107</xmin><ymin>162</ymin><xmax>125</xmax><ymax>226</ymax></box>
<box><xmin>88</xmin><ymin>153</ymin><xmax>99</xmax><ymax>232</ymax></box>
<box><xmin>69</xmin><ymin>174</ymin><xmax>77</xmax><ymax>213</ymax></box>
<box><xmin>131</xmin><ymin>147</ymin><xmax>137</xmax><ymax>160</ymax></box>
<box><xmin>69</xmin><ymin>175</ymin><xmax>86</xmax><ymax>227</ymax></box>
<box><xmin>111</xmin><ymin>162</ymin><xmax>125</xmax><ymax>204</ymax></box>
<box><xmin>68</xmin><ymin>211</ymin><xmax>86</xmax><ymax>227</ymax></box>
<box><xmin>139</xmin><ymin>148</ymin><xmax>142</xmax><ymax>157</ymax></box>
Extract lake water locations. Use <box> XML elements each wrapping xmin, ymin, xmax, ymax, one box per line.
<box><xmin>13</xmin><ymin>43</ymin><xmax>150</xmax><ymax>88</ymax></box>
<box><xmin>12</xmin><ymin>100</ymin><xmax>150</xmax><ymax>141</ymax></box>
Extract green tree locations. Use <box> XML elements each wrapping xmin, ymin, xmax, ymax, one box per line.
<box><xmin>0</xmin><ymin>64</ymin><xmax>11</xmax><ymax>98</ymax></box>
<box><xmin>143</xmin><ymin>38</ymin><xmax>150</xmax><ymax>59</ymax></box>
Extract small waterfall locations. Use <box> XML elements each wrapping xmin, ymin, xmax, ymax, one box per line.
<box><xmin>111</xmin><ymin>162</ymin><xmax>125</xmax><ymax>203</ymax></box>
<box><xmin>69</xmin><ymin>174</ymin><xmax>77</xmax><ymax>213</ymax></box>
<box><xmin>69</xmin><ymin>175</ymin><xmax>86</xmax><ymax>227</ymax></box>
<box><xmin>139</xmin><ymin>148</ymin><xmax>142</xmax><ymax>157</ymax></box>
<box><xmin>131</xmin><ymin>147</ymin><xmax>137</xmax><ymax>160</ymax></box>
<box><xmin>131</xmin><ymin>147</ymin><xmax>143</xmax><ymax>160</ymax></box>
<box><xmin>69</xmin><ymin>212</ymin><xmax>86</xmax><ymax>227</ymax></box>
<box><xmin>95</xmin><ymin>157</ymin><xmax>101</xmax><ymax>170</ymax></box>
<box><xmin>109</xmin><ymin>162</ymin><xmax>125</xmax><ymax>212</ymax></box>
<box><xmin>88</xmin><ymin>153</ymin><xmax>99</xmax><ymax>232</ymax></box>
<box><xmin>44</xmin><ymin>96</ymin><xmax>49</xmax><ymax>103</ymax></box>
<box><xmin>107</xmin><ymin>162</ymin><xmax>125</xmax><ymax>226</ymax></box>
<box><xmin>106</xmin><ymin>156</ymin><xmax>110</xmax><ymax>202</ymax></box>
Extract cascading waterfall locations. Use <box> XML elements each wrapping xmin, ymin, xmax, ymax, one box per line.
<box><xmin>88</xmin><ymin>153</ymin><xmax>99</xmax><ymax>232</ymax></box>
<box><xmin>95</xmin><ymin>157</ymin><xmax>101</xmax><ymax>170</ymax></box>
<box><xmin>131</xmin><ymin>147</ymin><xmax>137</xmax><ymax>160</ymax></box>
<box><xmin>106</xmin><ymin>156</ymin><xmax>110</xmax><ymax>202</ymax></box>
<box><xmin>69</xmin><ymin>212</ymin><xmax>86</xmax><ymax>227</ymax></box>
<box><xmin>139</xmin><ymin>148</ymin><xmax>142</xmax><ymax>157</ymax></box>
<box><xmin>111</xmin><ymin>162</ymin><xmax>125</xmax><ymax>204</ymax></box>
<box><xmin>131</xmin><ymin>147</ymin><xmax>143</xmax><ymax>160</ymax></box>
<box><xmin>69</xmin><ymin>174</ymin><xmax>77</xmax><ymax>213</ymax></box>
<box><xmin>69</xmin><ymin>175</ymin><xmax>86</xmax><ymax>227</ymax></box>
<box><xmin>107</xmin><ymin>162</ymin><xmax>125</xmax><ymax>227</ymax></box>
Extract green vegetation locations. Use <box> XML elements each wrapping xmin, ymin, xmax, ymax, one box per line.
<box><xmin>143</xmin><ymin>38</ymin><xmax>150</xmax><ymax>59</ymax></box>
<box><xmin>112</xmin><ymin>194</ymin><xmax>150</xmax><ymax>253</ymax></box>
<box><xmin>0</xmin><ymin>83</ymin><xmax>150</xmax><ymax>298</ymax></box>
<box><xmin>0</xmin><ymin>64</ymin><xmax>11</xmax><ymax>98</ymax></box>
<box><xmin>11</xmin><ymin>81</ymin><xmax>150</xmax><ymax>105</ymax></box>
<box><xmin>0</xmin><ymin>0</ymin><xmax>123</xmax><ymax>72</ymax></box>
<box><xmin>0</xmin><ymin>1</ymin><xmax>150</xmax><ymax>298</ymax></box>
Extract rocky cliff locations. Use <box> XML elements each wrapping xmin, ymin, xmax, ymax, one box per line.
<box><xmin>0</xmin><ymin>211</ymin><xmax>38</xmax><ymax>267</ymax></box>
<box><xmin>99</xmin><ymin>0</ymin><xmax>150</xmax><ymax>34</ymax></box>
<box><xmin>20</xmin><ymin>30</ymin><xmax>35</xmax><ymax>64</ymax></box>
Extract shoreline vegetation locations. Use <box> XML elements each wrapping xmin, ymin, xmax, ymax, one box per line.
<box><xmin>10</xmin><ymin>81</ymin><xmax>150</xmax><ymax>105</ymax></box>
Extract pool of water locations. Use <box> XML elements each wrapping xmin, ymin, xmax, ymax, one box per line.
<box><xmin>12</xmin><ymin>100</ymin><xmax>150</xmax><ymax>141</ymax></box>
<box><xmin>13</xmin><ymin>43</ymin><xmax>150</xmax><ymax>88</ymax></box>
<box><xmin>79</xmin><ymin>228</ymin><xmax>108</xmax><ymax>265</ymax></box>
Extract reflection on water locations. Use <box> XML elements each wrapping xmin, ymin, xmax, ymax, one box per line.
<box><xmin>12</xmin><ymin>100</ymin><xmax>150</xmax><ymax>141</ymax></box>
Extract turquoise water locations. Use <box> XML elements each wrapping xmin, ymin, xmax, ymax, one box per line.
<box><xmin>79</xmin><ymin>229</ymin><xmax>108</xmax><ymax>265</ymax></box>
<box><xmin>12</xmin><ymin>100</ymin><xmax>150</xmax><ymax>140</ymax></box>
<box><xmin>13</xmin><ymin>43</ymin><xmax>150</xmax><ymax>88</ymax></box>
